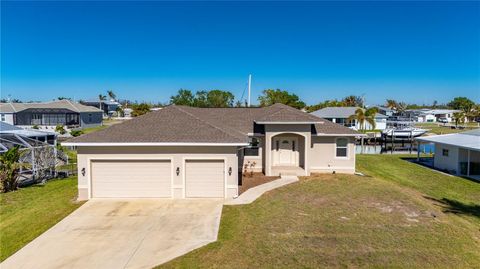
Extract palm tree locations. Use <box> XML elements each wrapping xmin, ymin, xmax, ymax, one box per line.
<box><xmin>98</xmin><ymin>94</ymin><xmax>106</xmax><ymax>112</ymax></box>
<box><xmin>385</xmin><ymin>99</ymin><xmax>397</xmax><ymax>110</ymax></box>
<box><xmin>348</xmin><ymin>107</ymin><xmax>378</xmax><ymax>131</ymax></box>
<box><xmin>107</xmin><ymin>90</ymin><xmax>116</xmax><ymax>101</ymax></box>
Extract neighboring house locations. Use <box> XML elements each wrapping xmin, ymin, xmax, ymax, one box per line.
<box><xmin>416</xmin><ymin>129</ymin><xmax>480</xmax><ymax>180</ymax></box>
<box><xmin>0</xmin><ymin>100</ymin><xmax>103</xmax><ymax>130</ymax></box>
<box><xmin>405</xmin><ymin>109</ymin><xmax>461</xmax><ymax>123</ymax></box>
<box><xmin>81</xmin><ymin>99</ymin><xmax>120</xmax><ymax>117</ymax></box>
<box><xmin>63</xmin><ymin>104</ymin><xmax>360</xmax><ymax>200</ymax></box>
<box><xmin>310</xmin><ymin>107</ymin><xmax>388</xmax><ymax>131</ymax></box>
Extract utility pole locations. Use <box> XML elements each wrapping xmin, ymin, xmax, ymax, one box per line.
<box><xmin>247</xmin><ymin>74</ymin><xmax>252</xmax><ymax>107</ymax></box>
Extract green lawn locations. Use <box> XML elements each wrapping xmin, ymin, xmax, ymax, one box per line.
<box><xmin>0</xmin><ymin>177</ymin><xmax>82</xmax><ymax>261</ymax></box>
<box><xmin>160</xmin><ymin>155</ymin><xmax>480</xmax><ymax>268</ymax></box>
<box><xmin>416</xmin><ymin>122</ymin><xmax>479</xmax><ymax>135</ymax></box>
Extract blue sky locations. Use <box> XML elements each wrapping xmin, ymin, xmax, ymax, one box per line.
<box><xmin>1</xmin><ymin>1</ymin><xmax>479</xmax><ymax>105</ymax></box>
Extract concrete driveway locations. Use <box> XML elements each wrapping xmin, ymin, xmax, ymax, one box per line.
<box><xmin>2</xmin><ymin>199</ymin><xmax>223</xmax><ymax>269</ymax></box>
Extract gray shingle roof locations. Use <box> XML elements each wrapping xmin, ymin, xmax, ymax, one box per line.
<box><xmin>65</xmin><ymin>104</ymin><xmax>359</xmax><ymax>144</ymax></box>
<box><xmin>0</xmin><ymin>100</ymin><xmax>102</xmax><ymax>113</ymax></box>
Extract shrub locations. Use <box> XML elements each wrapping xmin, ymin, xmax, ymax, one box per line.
<box><xmin>32</xmin><ymin>125</ymin><xmax>39</xmax><ymax>129</ymax></box>
<box><xmin>0</xmin><ymin>147</ymin><xmax>22</xmax><ymax>193</ymax></box>
<box><xmin>70</xmin><ymin>130</ymin><xmax>83</xmax><ymax>137</ymax></box>
<box><xmin>55</xmin><ymin>125</ymin><xmax>66</xmax><ymax>135</ymax></box>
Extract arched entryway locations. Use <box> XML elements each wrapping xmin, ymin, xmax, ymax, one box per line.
<box><xmin>271</xmin><ymin>133</ymin><xmax>306</xmax><ymax>173</ymax></box>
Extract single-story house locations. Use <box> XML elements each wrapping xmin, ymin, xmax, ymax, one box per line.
<box><xmin>0</xmin><ymin>100</ymin><xmax>103</xmax><ymax>130</ymax></box>
<box><xmin>63</xmin><ymin>104</ymin><xmax>360</xmax><ymax>200</ymax></box>
<box><xmin>405</xmin><ymin>109</ymin><xmax>461</xmax><ymax>123</ymax></box>
<box><xmin>81</xmin><ymin>99</ymin><xmax>121</xmax><ymax>117</ymax></box>
<box><xmin>310</xmin><ymin>107</ymin><xmax>388</xmax><ymax>130</ymax></box>
<box><xmin>416</xmin><ymin>129</ymin><xmax>480</xmax><ymax>180</ymax></box>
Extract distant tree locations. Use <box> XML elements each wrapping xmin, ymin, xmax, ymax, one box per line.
<box><xmin>116</xmin><ymin>106</ymin><xmax>125</xmax><ymax>117</ymax></box>
<box><xmin>107</xmin><ymin>90</ymin><xmax>116</xmax><ymax>101</ymax></box>
<box><xmin>57</xmin><ymin>97</ymin><xmax>71</xmax><ymax>100</ymax></box>
<box><xmin>170</xmin><ymin>89</ymin><xmax>195</xmax><ymax>106</ymax></box>
<box><xmin>452</xmin><ymin>111</ymin><xmax>466</xmax><ymax>127</ymax></box>
<box><xmin>305</xmin><ymin>99</ymin><xmax>344</xmax><ymax>113</ymax></box>
<box><xmin>448</xmin><ymin>97</ymin><xmax>475</xmax><ymax>113</ymax></box>
<box><xmin>193</xmin><ymin>91</ymin><xmax>209</xmax><ymax>107</ymax></box>
<box><xmin>131</xmin><ymin>103</ymin><xmax>152</xmax><ymax>117</ymax></box>
<box><xmin>348</xmin><ymin>107</ymin><xmax>378</xmax><ymax>131</ymax></box>
<box><xmin>206</xmin><ymin>90</ymin><xmax>235</xmax><ymax>107</ymax></box>
<box><xmin>258</xmin><ymin>89</ymin><xmax>306</xmax><ymax>109</ymax></box>
<box><xmin>432</xmin><ymin>100</ymin><xmax>438</xmax><ymax>109</ymax></box>
<box><xmin>0</xmin><ymin>98</ymin><xmax>22</xmax><ymax>103</ymax></box>
<box><xmin>342</xmin><ymin>95</ymin><xmax>364</xmax><ymax>107</ymax></box>
<box><xmin>0</xmin><ymin>147</ymin><xmax>23</xmax><ymax>193</ymax></box>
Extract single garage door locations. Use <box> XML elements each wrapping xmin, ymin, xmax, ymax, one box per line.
<box><xmin>91</xmin><ymin>160</ymin><xmax>172</xmax><ymax>198</ymax></box>
<box><xmin>185</xmin><ymin>160</ymin><xmax>224</xmax><ymax>198</ymax></box>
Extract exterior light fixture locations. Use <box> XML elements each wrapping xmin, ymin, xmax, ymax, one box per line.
<box><xmin>81</xmin><ymin>168</ymin><xmax>86</xmax><ymax>176</ymax></box>
<box><xmin>176</xmin><ymin>167</ymin><xmax>180</xmax><ymax>176</ymax></box>
<box><xmin>228</xmin><ymin>167</ymin><xmax>232</xmax><ymax>176</ymax></box>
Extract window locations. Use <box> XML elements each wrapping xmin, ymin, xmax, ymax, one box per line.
<box><xmin>0</xmin><ymin>114</ymin><xmax>5</xmax><ymax>122</ymax></box>
<box><xmin>442</xmin><ymin>149</ymin><xmax>449</xmax><ymax>157</ymax></box>
<box><xmin>244</xmin><ymin>138</ymin><xmax>260</xmax><ymax>156</ymax></box>
<box><xmin>88</xmin><ymin>113</ymin><xmax>92</xmax><ymax>123</ymax></box>
<box><xmin>336</xmin><ymin>137</ymin><xmax>348</xmax><ymax>157</ymax></box>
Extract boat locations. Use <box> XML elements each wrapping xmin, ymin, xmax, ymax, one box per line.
<box><xmin>382</xmin><ymin>127</ymin><xmax>427</xmax><ymax>139</ymax></box>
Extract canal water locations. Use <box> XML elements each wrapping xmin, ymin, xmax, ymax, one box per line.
<box><xmin>355</xmin><ymin>143</ymin><xmax>435</xmax><ymax>154</ymax></box>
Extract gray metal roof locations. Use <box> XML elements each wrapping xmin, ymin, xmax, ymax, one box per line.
<box><xmin>310</xmin><ymin>107</ymin><xmax>387</xmax><ymax>119</ymax></box>
<box><xmin>416</xmin><ymin>129</ymin><xmax>480</xmax><ymax>151</ymax></box>
<box><xmin>0</xmin><ymin>100</ymin><xmax>102</xmax><ymax>113</ymax></box>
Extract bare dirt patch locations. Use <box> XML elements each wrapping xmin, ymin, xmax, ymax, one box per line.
<box><xmin>239</xmin><ymin>173</ymin><xmax>280</xmax><ymax>194</ymax></box>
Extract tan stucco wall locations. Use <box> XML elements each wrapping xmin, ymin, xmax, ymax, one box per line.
<box><xmin>309</xmin><ymin>136</ymin><xmax>356</xmax><ymax>174</ymax></box>
<box><xmin>264</xmin><ymin>124</ymin><xmax>311</xmax><ymax>176</ymax></box>
<box><xmin>433</xmin><ymin>143</ymin><xmax>459</xmax><ymax>173</ymax></box>
<box><xmin>76</xmin><ymin>146</ymin><xmax>238</xmax><ymax>200</ymax></box>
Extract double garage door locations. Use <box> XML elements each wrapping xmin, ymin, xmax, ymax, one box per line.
<box><xmin>91</xmin><ymin>160</ymin><xmax>224</xmax><ymax>198</ymax></box>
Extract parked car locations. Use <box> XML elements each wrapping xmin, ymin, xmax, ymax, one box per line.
<box><xmin>437</xmin><ymin>117</ymin><xmax>448</xmax><ymax>123</ymax></box>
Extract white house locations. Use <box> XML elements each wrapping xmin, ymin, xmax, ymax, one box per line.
<box><xmin>310</xmin><ymin>107</ymin><xmax>388</xmax><ymax>131</ymax></box>
<box><xmin>416</xmin><ymin>129</ymin><xmax>480</xmax><ymax>180</ymax></box>
<box><xmin>409</xmin><ymin>109</ymin><xmax>461</xmax><ymax>123</ymax></box>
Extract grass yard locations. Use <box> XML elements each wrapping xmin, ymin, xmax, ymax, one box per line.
<box><xmin>0</xmin><ymin>177</ymin><xmax>82</xmax><ymax>261</ymax></box>
<box><xmin>416</xmin><ymin>122</ymin><xmax>479</xmax><ymax>135</ymax></box>
<box><xmin>160</xmin><ymin>155</ymin><xmax>480</xmax><ymax>268</ymax></box>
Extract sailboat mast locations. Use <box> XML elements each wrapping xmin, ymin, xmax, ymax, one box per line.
<box><xmin>247</xmin><ymin>74</ymin><xmax>252</xmax><ymax>107</ymax></box>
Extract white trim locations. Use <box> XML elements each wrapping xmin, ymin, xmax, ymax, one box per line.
<box><xmin>87</xmin><ymin>157</ymin><xmax>174</xmax><ymax>199</ymax></box>
<box><xmin>255</xmin><ymin>121</ymin><xmax>323</xmax><ymax>124</ymax></box>
<box><xmin>182</xmin><ymin>157</ymin><xmax>228</xmax><ymax>199</ymax></box>
<box><xmin>62</xmin><ymin>142</ymin><xmax>249</xmax><ymax>147</ymax></box>
<box><xmin>247</xmin><ymin>133</ymin><xmax>265</xmax><ymax>136</ymax></box>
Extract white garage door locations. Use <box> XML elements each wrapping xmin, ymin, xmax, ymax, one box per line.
<box><xmin>185</xmin><ymin>160</ymin><xmax>224</xmax><ymax>198</ymax></box>
<box><xmin>91</xmin><ymin>160</ymin><xmax>172</xmax><ymax>198</ymax></box>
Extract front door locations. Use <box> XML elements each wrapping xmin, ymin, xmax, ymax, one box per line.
<box><xmin>273</xmin><ymin>137</ymin><xmax>298</xmax><ymax>166</ymax></box>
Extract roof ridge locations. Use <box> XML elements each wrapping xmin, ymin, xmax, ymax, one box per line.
<box><xmin>64</xmin><ymin>99</ymin><xmax>80</xmax><ymax>112</ymax></box>
<box><xmin>172</xmin><ymin>106</ymin><xmax>246</xmax><ymax>141</ymax></box>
